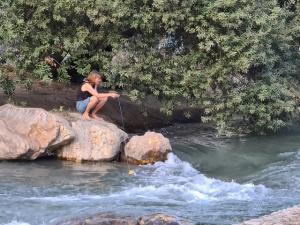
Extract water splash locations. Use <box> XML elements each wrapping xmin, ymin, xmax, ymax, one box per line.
<box><xmin>2</xmin><ymin>222</ymin><xmax>31</xmax><ymax>225</ymax></box>
<box><xmin>25</xmin><ymin>154</ymin><xmax>268</xmax><ymax>204</ymax></box>
<box><xmin>129</xmin><ymin>153</ymin><xmax>268</xmax><ymax>202</ymax></box>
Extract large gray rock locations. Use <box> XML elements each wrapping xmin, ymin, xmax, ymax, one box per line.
<box><xmin>123</xmin><ymin>131</ymin><xmax>172</xmax><ymax>165</ymax></box>
<box><xmin>58</xmin><ymin>213</ymin><xmax>189</xmax><ymax>225</ymax></box>
<box><xmin>0</xmin><ymin>104</ymin><xmax>74</xmax><ymax>160</ymax></box>
<box><xmin>56</xmin><ymin>113</ymin><xmax>128</xmax><ymax>162</ymax></box>
<box><xmin>0</xmin><ymin>120</ymin><xmax>33</xmax><ymax>159</ymax></box>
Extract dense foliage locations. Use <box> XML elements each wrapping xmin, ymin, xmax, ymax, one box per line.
<box><xmin>0</xmin><ymin>0</ymin><xmax>300</xmax><ymax>135</ymax></box>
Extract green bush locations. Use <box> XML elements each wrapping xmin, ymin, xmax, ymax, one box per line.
<box><xmin>0</xmin><ymin>0</ymin><xmax>299</xmax><ymax>135</ymax></box>
<box><xmin>0</xmin><ymin>70</ymin><xmax>15</xmax><ymax>100</ymax></box>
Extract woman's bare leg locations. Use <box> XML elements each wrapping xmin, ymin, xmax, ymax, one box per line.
<box><xmin>82</xmin><ymin>96</ymin><xmax>99</xmax><ymax>120</ymax></box>
<box><xmin>91</xmin><ymin>97</ymin><xmax>108</xmax><ymax>120</ymax></box>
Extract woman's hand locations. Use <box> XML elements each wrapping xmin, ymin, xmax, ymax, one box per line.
<box><xmin>108</xmin><ymin>90</ymin><xmax>120</xmax><ymax>98</ymax></box>
<box><xmin>96</xmin><ymin>92</ymin><xmax>119</xmax><ymax>99</ymax></box>
<box><xmin>111</xmin><ymin>93</ymin><xmax>120</xmax><ymax>99</ymax></box>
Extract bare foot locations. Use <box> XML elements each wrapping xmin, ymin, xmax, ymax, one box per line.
<box><xmin>82</xmin><ymin>113</ymin><xmax>91</xmax><ymax>121</ymax></box>
<box><xmin>91</xmin><ymin>114</ymin><xmax>103</xmax><ymax>121</ymax></box>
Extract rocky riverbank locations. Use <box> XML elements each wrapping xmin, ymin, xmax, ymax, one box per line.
<box><xmin>0</xmin><ymin>104</ymin><xmax>171</xmax><ymax>164</ymax></box>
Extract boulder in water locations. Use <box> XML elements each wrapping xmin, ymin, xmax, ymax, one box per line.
<box><xmin>139</xmin><ymin>214</ymin><xmax>187</xmax><ymax>225</ymax></box>
<box><xmin>58</xmin><ymin>213</ymin><xmax>189</xmax><ymax>225</ymax></box>
<box><xmin>0</xmin><ymin>119</ymin><xmax>34</xmax><ymax>159</ymax></box>
<box><xmin>123</xmin><ymin>131</ymin><xmax>172</xmax><ymax>165</ymax></box>
<box><xmin>56</xmin><ymin>113</ymin><xmax>128</xmax><ymax>162</ymax></box>
<box><xmin>0</xmin><ymin>104</ymin><xmax>74</xmax><ymax>160</ymax></box>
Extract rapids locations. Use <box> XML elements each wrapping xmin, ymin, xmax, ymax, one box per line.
<box><xmin>1</xmin><ymin>123</ymin><xmax>300</xmax><ymax>225</ymax></box>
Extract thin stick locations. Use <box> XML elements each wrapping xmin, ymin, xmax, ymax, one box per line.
<box><xmin>117</xmin><ymin>97</ymin><xmax>125</xmax><ymax>130</ymax></box>
<box><xmin>117</xmin><ymin>97</ymin><xmax>135</xmax><ymax>175</ymax></box>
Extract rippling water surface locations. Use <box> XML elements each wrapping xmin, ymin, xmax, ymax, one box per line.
<box><xmin>1</xmin><ymin>123</ymin><xmax>300</xmax><ymax>225</ymax></box>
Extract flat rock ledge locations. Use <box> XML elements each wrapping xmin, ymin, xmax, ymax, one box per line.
<box><xmin>58</xmin><ymin>213</ymin><xmax>190</xmax><ymax>225</ymax></box>
<box><xmin>237</xmin><ymin>204</ymin><xmax>300</xmax><ymax>225</ymax></box>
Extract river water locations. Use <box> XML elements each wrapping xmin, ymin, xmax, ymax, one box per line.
<box><xmin>1</xmin><ymin>123</ymin><xmax>300</xmax><ymax>225</ymax></box>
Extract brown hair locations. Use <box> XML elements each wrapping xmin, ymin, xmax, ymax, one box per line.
<box><xmin>86</xmin><ymin>70</ymin><xmax>102</xmax><ymax>85</ymax></box>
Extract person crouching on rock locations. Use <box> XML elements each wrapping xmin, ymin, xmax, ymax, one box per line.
<box><xmin>76</xmin><ymin>70</ymin><xmax>119</xmax><ymax>120</ymax></box>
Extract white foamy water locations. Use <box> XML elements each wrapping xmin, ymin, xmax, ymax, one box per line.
<box><xmin>128</xmin><ymin>153</ymin><xmax>268</xmax><ymax>202</ymax></box>
<box><xmin>2</xmin><ymin>222</ymin><xmax>31</xmax><ymax>225</ymax></box>
<box><xmin>26</xmin><ymin>194</ymin><xmax>104</xmax><ymax>202</ymax></box>
<box><xmin>24</xmin><ymin>154</ymin><xmax>268</xmax><ymax>205</ymax></box>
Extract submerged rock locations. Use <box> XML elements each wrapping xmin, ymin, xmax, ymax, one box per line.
<box><xmin>0</xmin><ymin>104</ymin><xmax>74</xmax><ymax>160</ymax></box>
<box><xmin>123</xmin><ymin>131</ymin><xmax>172</xmax><ymax>165</ymax></box>
<box><xmin>58</xmin><ymin>213</ymin><xmax>189</xmax><ymax>225</ymax></box>
<box><xmin>56</xmin><ymin>113</ymin><xmax>128</xmax><ymax>162</ymax></box>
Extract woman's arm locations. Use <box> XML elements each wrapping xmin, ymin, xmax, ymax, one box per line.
<box><xmin>97</xmin><ymin>93</ymin><xmax>119</xmax><ymax>98</ymax></box>
<box><xmin>82</xmin><ymin>83</ymin><xmax>119</xmax><ymax>98</ymax></box>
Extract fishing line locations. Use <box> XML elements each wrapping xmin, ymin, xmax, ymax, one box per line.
<box><xmin>117</xmin><ymin>96</ymin><xmax>135</xmax><ymax>176</ymax></box>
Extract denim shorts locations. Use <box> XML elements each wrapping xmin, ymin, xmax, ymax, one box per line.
<box><xmin>76</xmin><ymin>97</ymin><xmax>90</xmax><ymax>114</ymax></box>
